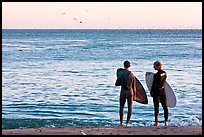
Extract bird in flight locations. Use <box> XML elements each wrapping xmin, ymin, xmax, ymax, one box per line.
<box><xmin>73</xmin><ymin>18</ymin><xmax>83</xmax><ymax>23</ymax></box>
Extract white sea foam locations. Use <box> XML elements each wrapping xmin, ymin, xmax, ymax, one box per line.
<box><xmin>126</xmin><ymin>42</ymin><xmax>196</xmax><ymax>45</ymax></box>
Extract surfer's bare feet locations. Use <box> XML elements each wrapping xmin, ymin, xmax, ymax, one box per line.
<box><xmin>118</xmin><ymin>124</ymin><xmax>123</xmax><ymax>127</ymax></box>
<box><xmin>164</xmin><ymin>121</ymin><xmax>168</xmax><ymax>127</ymax></box>
<box><xmin>125</xmin><ymin>123</ymin><xmax>129</xmax><ymax>127</ymax></box>
<box><xmin>153</xmin><ymin>122</ymin><xmax>158</xmax><ymax>126</ymax></box>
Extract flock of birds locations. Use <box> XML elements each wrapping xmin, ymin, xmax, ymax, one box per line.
<box><xmin>60</xmin><ymin>10</ymin><xmax>111</xmax><ymax>24</ymax></box>
<box><xmin>61</xmin><ymin>10</ymin><xmax>88</xmax><ymax>24</ymax></box>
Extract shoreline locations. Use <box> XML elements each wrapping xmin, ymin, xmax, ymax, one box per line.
<box><xmin>2</xmin><ymin>126</ymin><xmax>202</xmax><ymax>135</ymax></box>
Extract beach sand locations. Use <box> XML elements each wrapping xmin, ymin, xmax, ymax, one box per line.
<box><xmin>2</xmin><ymin>126</ymin><xmax>202</xmax><ymax>135</ymax></box>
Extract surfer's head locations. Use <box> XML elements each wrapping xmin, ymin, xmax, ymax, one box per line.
<box><xmin>124</xmin><ymin>60</ymin><xmax>131</xmax><ymax>68</ymax></box>
<box><xmin>153</xmin><ymin>60</ymin><xmax>162</xmax><ymax>70</ymax></box>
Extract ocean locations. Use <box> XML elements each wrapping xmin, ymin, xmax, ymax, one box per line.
<box><xmin>2</xmin><ymin>29</ymin><xmax>202</xmax><ymax>129</ymax></box>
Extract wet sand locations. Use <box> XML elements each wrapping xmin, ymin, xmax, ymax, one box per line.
<box><xmin>2</xmin><ymin>126</ymin><xmax>202</xmax><ymax>135</ymax></box>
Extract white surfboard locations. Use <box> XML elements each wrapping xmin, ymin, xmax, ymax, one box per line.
<box><xmin>145</xmin><ymin>72</ymin><xmax>176</xmax><ymax>108</ymax></box>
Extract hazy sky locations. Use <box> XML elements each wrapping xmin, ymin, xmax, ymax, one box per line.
<box><xmin>2</xmin><ymin>2</ymin><xmax>202</xmax><ymax>29</ymax></box>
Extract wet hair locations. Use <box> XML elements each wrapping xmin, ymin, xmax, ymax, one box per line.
<box><xmin>154</xmin><ymin>60</ymin><xmax>162</xmax><ymax>68</ymax></box>
<box><xmin>124</xmin><ymin>60</ymin><xmax>131</xmax><ymax>68</ymax></box>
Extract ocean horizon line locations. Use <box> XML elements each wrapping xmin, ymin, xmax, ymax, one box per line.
<box><xmin>2</xmin><ymin>28</ymin><xmax>202</xmax><ymax>30</ymax></box>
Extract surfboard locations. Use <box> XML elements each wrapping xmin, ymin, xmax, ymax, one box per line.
<box><xmin>116</xmin><ymin>68</ymin><xmax>148</xmax><ymax>104</ymax></box>
<box><xmin>145</xmin><ymin>72</ymin><xmax>176</xmax><ymax>108</ymax></box>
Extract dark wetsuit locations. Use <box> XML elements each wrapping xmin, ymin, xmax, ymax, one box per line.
<box><xmin>151</xmin><ymin>69</ymin><xmax>168</xmax><ymax>122</ymax></box>
<box><xmin>115</xmin><ymin>70</ymin><xmax>136</xmax><ymax>125</ymax></box>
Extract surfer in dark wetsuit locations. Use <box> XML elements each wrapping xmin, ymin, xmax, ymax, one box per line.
<box><xmin>115</xmin><ymin>60</ymin><xmax>136</xmax><ymax>126</ymax></box>
<box><xmin>151</xmin><ymin>61</ymin><xmax>168</xmax><ymax>126</ymax></box>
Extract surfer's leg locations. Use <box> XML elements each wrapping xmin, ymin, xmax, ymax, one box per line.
<box><xmin>164</xmin><ymin>121</ymin><xmax>168</xmax><ymax>126</ymax></box>
<box><xmin>119</xmin><ymin>96</ymin><xmax>126</xmax><ymax>126</ymax></box>
<box><xmin>126</xmin><ymin>96</ymin><xmax>133</xmax><ymax>126</ymax></box>
<box><xmin>160</xmin><ymin>93</ymin><xmax>168</xmax><ymax>126</ymax></box>
<box><xmin>153</xmin><ymin>96</ymin><xmax>159</xmax><ymax>126</ymax></box>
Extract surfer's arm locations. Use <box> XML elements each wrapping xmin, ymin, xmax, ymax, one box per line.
<box><xmin>150</xmin><ymin>74</ymin><xmax>158</xmax><ymax>97</ymax></box>
<box><xmin>132</xmin><ymin>76</ymin><xmax>136</xmax><ymax>96</ymax></box>
<box><xmin>132</xmin><ymin>77</ymin><xmax>137</xmax><ymax>100</ymax></box>
<box><xmin>150</xmin><ymin>84</ymin><xmax>154</xmax><ymax>97</ymax></box>
<box><xmin>115</xmin><ymin>77</ymin><xmax>121</xmax><ymax>86</ymax></box>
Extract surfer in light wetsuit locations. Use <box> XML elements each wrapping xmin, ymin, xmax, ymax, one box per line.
<box><xmin>115</xmin><ymin>60</ymin><xmax>137</xmax><ymax>126</ymax></box>
<box><xmin>151</xmin><ymin>61</ymin><xmax>168</xmax><ymax>126</ymax></box>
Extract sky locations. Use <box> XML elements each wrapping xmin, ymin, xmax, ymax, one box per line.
<box><xmin>2</xmin><ymin>2</ymin><xmax>202</xmax><ymax>29</ymax></box>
